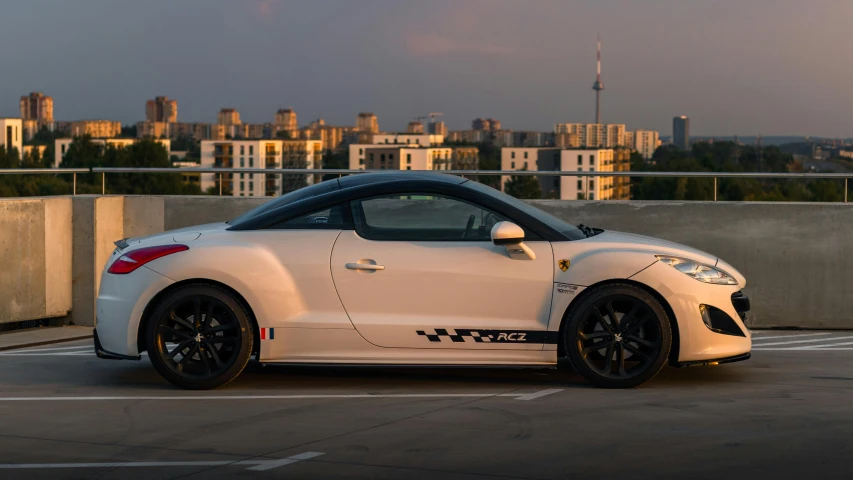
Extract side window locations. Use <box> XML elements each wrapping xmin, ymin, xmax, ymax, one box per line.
<box><xmin>267</xmin><ymin>203</ymin><xmax>352</xmax><ymax>230</ymax></box>
<box><xmin>351</xmin><ymin>194</ymin><xmax>509</xmax><ymax>241</ymax></box>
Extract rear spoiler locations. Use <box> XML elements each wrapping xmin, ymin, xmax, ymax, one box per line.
<box><xmin>114</xmin><ymin>238</ymin><xmax>129</xmax><ymax>250</ymax></box>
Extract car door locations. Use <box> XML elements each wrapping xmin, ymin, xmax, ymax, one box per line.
<box><xmin>330</xmin><ymin>193</ymin><xmax>554</xmax><ymax>350</ymax></box>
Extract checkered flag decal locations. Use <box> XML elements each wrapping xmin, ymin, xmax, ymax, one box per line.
<box><xmin>417</xmin><ymin>329</ymin><xmax>493</xmax><ymax>343</ymax></box>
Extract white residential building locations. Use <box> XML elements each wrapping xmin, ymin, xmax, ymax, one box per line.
<box><xmin>558</xmin><ymin>149</ymin><xmax>617</xmax><ymax>200</ymax></box>
<box><xmin>54</xmin><ymin>138</ymin><xmax>171</xmax><ymax>168</ymax></box>
<box><xmin>0</xmin><ymin>118</ymin><xmax>23</xmax><ymax>155</ymax></box>
<box><xmin>630</xmin><ymin>130</ymin><xmax>661</xmax><ymax>160</ymax></box>
<box><xmin>367</xmin><ymin>133</ymin><xmax>444</xmax><ymax>146</ymax></box>
<box><xmin>499</xmin><ymin>147</ymin><xmax>562</xmax><ymax>197</ymax></box>
<box><xmin>349</xmin><ymin>144</ymin><xmax>453</xmax><ymax>171</ymax></box>
<box><xmin>501</xmin><ymin>147</ymin><xmax>626</xmax><ymax>200</ymax></box>
<box><xmin>200</xmin><ymin>139</ymin><xmax>323</xmax><ymax>197</ymax></box>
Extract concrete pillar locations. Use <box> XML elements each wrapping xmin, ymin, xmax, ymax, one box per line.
<box><xmin>71</xmin><ymin>196</ymin><xmax>124</xmax><ymax>326</ymax></box>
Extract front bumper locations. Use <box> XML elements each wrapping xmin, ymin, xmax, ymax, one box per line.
<box><xmin>631</xmin><ymin>261</ymin><xmax>752</xmax><ymax>363</ymax></box>
<box><xmin>94</xmin><ymin>328</ymin><xmax>140</xmax><ymax>360</ymax></box>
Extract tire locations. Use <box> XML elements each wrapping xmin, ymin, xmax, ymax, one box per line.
<box><xmin>563</xmin><ymin>283</ymin><xmax>671</xmax><ymax>388</ymax></box>
<box><xmin>146</xmin><ymin>284</ymin><xmax>253</xmax><ymax>390</ymax></box>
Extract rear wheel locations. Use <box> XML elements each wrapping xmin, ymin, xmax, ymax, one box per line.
<box><xmin>146</xmin><ymin>285</ymin><xmax>253</xmax><ymax>390</ymax></box>
<box><xmin>564</xmin><ymin>284</ymin><xmax>671</xmax><ymax>388</ymax></box>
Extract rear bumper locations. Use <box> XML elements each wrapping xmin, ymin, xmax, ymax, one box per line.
<box><xmin>94</xmin><ymin>328</ymin><xmax>141</xmax><ymax>361</ymax></box>
<box><xmin>675</xmin><ymin>352</ymin><xmax>751</xmax><ymax>368</ymax></box>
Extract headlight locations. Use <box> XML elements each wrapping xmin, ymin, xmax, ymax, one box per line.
<box><xmin>656</xmin><ymin>255</ymin><xmax>737</xmax><ymax>285</ymax></box>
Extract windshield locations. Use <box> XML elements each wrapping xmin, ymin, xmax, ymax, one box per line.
<box><xmin>463</xmin><ymin>180</ymin><xmax>587</xmax><ymax>241</ymax></box>
<box><xmin>228</xmin><ymin>178</ymin><xmax>340</xmax><ymax>225</ymax></box>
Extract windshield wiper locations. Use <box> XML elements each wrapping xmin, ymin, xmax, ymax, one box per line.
<box><xmin>577</xmin><ymin>224</ymin><xmax>595</xmax><ymax>238</ymax></box>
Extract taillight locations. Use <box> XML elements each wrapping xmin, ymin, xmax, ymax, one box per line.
<box><xmin>108</xmin><ymin>244</ymin><xmax>189</xmax><ymax>274</ymax></box>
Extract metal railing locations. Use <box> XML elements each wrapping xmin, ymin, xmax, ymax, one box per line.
<box><xmin>0</xmin><ymin>168</ymin><xmax>90</xmax><ymax>195</ymax></box>
<box><xmin>2</xmin><ymin>167</ymin><xmax>851</xmax><ymax>202</ymax></box>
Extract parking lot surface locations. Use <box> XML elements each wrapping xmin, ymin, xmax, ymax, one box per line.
<box><xmin>1</xmin><ymin>330</ymin><xmax>853</xmax><ymax>479</ymax></box>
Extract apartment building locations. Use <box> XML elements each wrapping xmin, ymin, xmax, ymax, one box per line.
<box><xmin>0</xmin><ymin>118</ymin><xmax>23</xmax><ymax>155</ymax></box>
<box><xmin>200</xmin><ymin>139</ymin><xmax>323</xmax><ymax>197</ymax></box>
<box><xmin>631</xmin><ymin>130</ymin><xmax>661</xmax><ymax>160</ymax></box>
<box><xmin>348</xmin><ymin>144</ymin><xmax>476</xmax><ymax>171</ymax></box>
<box><xmin>554</xmin><ymin>123</ymin><xmax>626</xmax><ymax>148</ymax></box>
<box><xmin>500</xmin><ymin>147</ymin><xmax>631</xmax><ymax>200</ymax></box>
<box><xmin>54</xmin><ymin>138</ymin><xmax>171</xmax><ymax>168</ymax></box>
<box><xmin>500</xmin><ymin>147</ymin><xmax>562</xmax><ymax>197</ymax></box>
<box><xmin>69</xmin><ymin>120</ymin><xmax>121</xmax><ymax>138</ymax></box>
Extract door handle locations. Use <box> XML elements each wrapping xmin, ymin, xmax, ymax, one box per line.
<box><xmin>346</xmin><ymin>263</ymin><xmax>385</xmax><ymax>271</ymax></box>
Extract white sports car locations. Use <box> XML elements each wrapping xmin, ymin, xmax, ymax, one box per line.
<box><xmin>95</xmin><ymin>172</ymin><xmax>752</xmax><ymax>389</ymax></box>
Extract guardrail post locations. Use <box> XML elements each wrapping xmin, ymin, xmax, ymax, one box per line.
<box><xmin>713</xmin><ymin>177</ymin><xmax>717</xmax><ymax>201</ymax></box>
<box><xmin>72</xmin><ymin>173</ymin><xmax>76</xmax><ymax>196</ymax></box>
<box><xmin>101</xmin><ymin>172</ymin><xmax>105</xmax><ymax>195</ymax></box>
<box><xmin>218</xmin><ymin>172</ymin><xmax>223</xmax><ymax>196</ymax></box>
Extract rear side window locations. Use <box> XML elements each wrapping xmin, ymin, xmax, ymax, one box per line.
<box><xmin>267</xmin><ymin>204</ymin><xmax>353</xmax><ymax>230</ymax></box>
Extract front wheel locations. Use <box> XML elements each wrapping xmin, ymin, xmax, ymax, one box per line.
<box><xmin>564</xmin><ymin>284</ymin><xmax>671</xmax><ymax>388</ymax></box>
<box><xmin>146</xmin><ymin>285</ymin><xmax>253</xmax><ymax>390</ymax></box>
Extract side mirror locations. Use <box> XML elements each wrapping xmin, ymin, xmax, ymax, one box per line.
<box><xmin>490</xmin><ymin>221</ymin><xmax>535</xmax><ymax>260</ymax></box>
<box><xmin>490</xmin><ymin>221</ymin><xmax>525</xmax><ymax>245</ymax></box>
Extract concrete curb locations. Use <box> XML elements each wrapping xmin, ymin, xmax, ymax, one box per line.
<box><xmin>0</xmin><ymin>326</ymin><xmax>94</xmax><ymax>352</ymax></box>
<box><xmin>0</xmin><ymin>334</ymin><xmax>93</xmax><ymax>352</ymax></box>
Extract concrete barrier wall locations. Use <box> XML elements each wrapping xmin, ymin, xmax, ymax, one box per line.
<box><xmin>2</xmin><ymin>194</ymin><xmax>852</xmax><ymax>329</ymax></box>
<box><xmin>0</xmin><ymin>197</ymin><xmax>72</xmax><ymax>324</ymax></box>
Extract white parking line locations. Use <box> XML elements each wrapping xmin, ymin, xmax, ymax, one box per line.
<box><xmin>0</xmin><ymin>452</ymin><xmax>325</xmax><ymax>471</ymax></box>
<box><xmin>0</xmin><ymin>389</ymin><xmax>563</xmax><ymax>402</ymax></box>
<box><xmin>794</xmin><ymin>341</ymin><xmax>853</xmax><ymax>350</ymax></box>
<box><xmin>749</xmin><ymin>335</ymin><xmax>853</xmax><ymax>348</ymax></box>
<box><xmin>751</xmin><ymin>333</ymin><xmax>832</xmax><ymax>342</ymax></box>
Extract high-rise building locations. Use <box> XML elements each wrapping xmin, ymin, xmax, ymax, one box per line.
<box><xmin>274</xmin><ymin>108</ymin><xmax>298</xmax><ymax>137</ymax></box>
<box><xmin>218</xmin><ymin>108</ymin><xmax>242</xmax><ymax>125</ymax></box>
<box><xmin>356</xmin><ymin>112</ymin><xmax>379</xmax><ymax>133</ymax></box>
<box><xmin>145</xmin><ymin>96</ymin><xmax>178</xmax><ymax>123</ymax></box>
<box><xmin>673</xmin><ymin>116</ymin><xmax>690</xmax><ymax>150</ymax></box>
<box><xmin>0</xmin><ymin>118</ymin><xmax>23</xmax><ymax>155</ymax></box>
<box><xmin>20</xmin><ymin>92</ymin><xmax>54</xmax><ymax>123</ymax></box>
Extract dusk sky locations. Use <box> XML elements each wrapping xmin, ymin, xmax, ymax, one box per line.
<box><xmin>1</xmin><ymin>0</ymin><xmax>851</xmax><ymax>137</ymax></box>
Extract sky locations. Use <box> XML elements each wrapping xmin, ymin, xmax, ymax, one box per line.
<box><xmin>1</xmin><ymin>0</ymin><xmax>851</xmax><ymax>137</ymax></box>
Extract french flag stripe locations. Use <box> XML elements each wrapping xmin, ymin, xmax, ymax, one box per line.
<box><xmin>260</xmin><ymin>328</ymin><xmax>266</xmax><ymax>340</ymax></box>
<box><xmin>260</xmin><ymin>328</ymin><xmax>274</xmax><ymax>340</ymax></box>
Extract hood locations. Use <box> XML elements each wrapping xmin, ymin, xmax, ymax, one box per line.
<box><xmin>118</xmin><ymin>222</ymin><xmax>228</xmax><ymax>250</ymax></box>
<box><xmin>588</xmin><ymin>230</ymin><xmax>719</xmax><ymax>266</ymax></box>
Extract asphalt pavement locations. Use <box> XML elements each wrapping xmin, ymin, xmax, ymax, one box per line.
<box><xmin>1</xmin><ymin>331</ymin><xmax>853</xmax><ymax>479</ymax></box>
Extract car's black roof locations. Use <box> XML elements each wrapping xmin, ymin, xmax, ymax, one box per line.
<box><xmin>338</xmin><ymin>171</ymin><xmax>467</xmax><ymax>188</ymax></box>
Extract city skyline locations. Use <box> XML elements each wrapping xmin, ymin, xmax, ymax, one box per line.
<box><xmin>1</xmin><ymin>0</ymin><xmax>852</xmax><ymax>136</ymax></box>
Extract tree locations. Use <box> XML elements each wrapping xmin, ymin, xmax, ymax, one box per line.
<box><xmin>504</xmin><ymin>168</ymin><xmax>542</xmax><ymax>199</ymax></box>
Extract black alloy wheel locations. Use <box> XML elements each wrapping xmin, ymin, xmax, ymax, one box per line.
<box><xmin>564</xmin><ymin>284</ymin><xmax>671</xmax><ymax>388</ymax></box>
<box><xmin>146</xmin><ymin>285</ymin><xmax>253</xmax><ymax>390</ymax></box>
